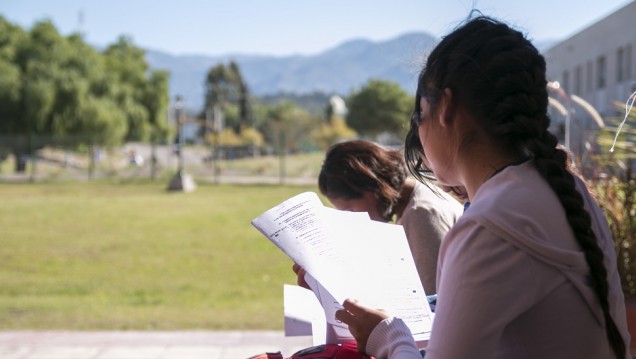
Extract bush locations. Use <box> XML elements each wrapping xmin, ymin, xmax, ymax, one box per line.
<box><xmin>590</xmin><ymin>166</ymin><xmax>636</xmax><ymax>298</ymax></box>
<box><xmin>585</xmin><ymin>101</ymin><xmax>636</xmax><ymax>299</ymax></box>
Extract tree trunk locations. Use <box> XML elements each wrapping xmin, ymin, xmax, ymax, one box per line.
<box><xmin>14</xmin><ymin>152</ymin><xmax>27</xmax><ymax>173</ymax></box>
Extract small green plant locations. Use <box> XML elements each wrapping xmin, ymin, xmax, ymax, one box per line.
<box><xmin>591</xmin><ymin>168</ymin><xmax>636</xmax><ymax>298</ymax></box>
<box><xmin>587</xmin><ymin>101</ymin><xmax>636</xmax><ymax>299</ymax></box>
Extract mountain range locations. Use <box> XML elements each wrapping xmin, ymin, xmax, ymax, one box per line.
<box><xmin>144</xmin><ymin>32</ymin><xmax>555</xmax><ymax>112</ymax></box>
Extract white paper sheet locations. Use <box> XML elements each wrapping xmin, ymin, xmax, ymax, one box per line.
<box><xmin>252</xmin><ymin>192</ymin><xmax>433</xmax><ymax>347</ymax></box>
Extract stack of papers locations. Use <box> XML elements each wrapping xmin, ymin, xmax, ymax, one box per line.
<box><xmin>252</xmin><ymin>191</ymin><xmax>433</xmax><ymax>347</ymax></box>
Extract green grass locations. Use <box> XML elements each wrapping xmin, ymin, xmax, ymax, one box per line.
<box><xmin>0</xmin><ymin>181</ymin><xmax>321</xmax><ymax>330</ymax></box>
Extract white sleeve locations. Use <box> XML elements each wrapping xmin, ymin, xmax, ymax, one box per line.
<box><xmin>366</xmin><ymin>317</ymin><xmax>422</xmax><ymax>358</ymax></box>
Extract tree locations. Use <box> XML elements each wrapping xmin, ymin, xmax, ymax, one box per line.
<box><xmin>0</xmin><ymin>58</ymin><xmax>21</xmax><ymax>131</ymax></box>
<box><xmin>141</xmin><ymin>70</ymin><xmax>170</xmax><ymax>178</ymax></box>
<box><xmin>311</xmin><ymin>98</ymin><xmax>357</xmax><ymax>149</ymax></box>
<box><xmin>229</xmin><ymin>61</ymin><xmax>250</xmax><ymax>127</ymax></box>
<box><xmin>103</xmin><ymin>36</ymin><xmax>153</xmax><ymax>142</ymax></box>
<box><xmin>203</xmin><ymin>61</ymin><xmax>251</xmax><ymax>133</ymax></box>
<box><xmin>103</xmin><ymin>36</ymin><xmax>170</xmax><ymax>180</ymax></box>
<box><xmin>346</xmin><ymin>79</ymin><xmax>413</xmax><ymax>138</ymax></box>
<box><xmin>0</xmin><ymin>18</ymin><xmax>26</xmax><ymax>166</ymax></box>
<box><xmin>10</xmin><ymin>19</ymin><xmax>82</xmax><ymax>171</ymax></box>
<box><xmin>140</xmin><ymin>70</ymin><xmax>170</xmax><ymax>140</ymax></box>
<box><xmin>311</xmin><ymin>116</ymin><xmax>357</xmax><ymax>150</ymax></box>
<box><xmin>259</xmin><ymin>102</ymin><xmax>316</xmax><ymax>153</ymax></box>
<box><xmin>0</xmin><ymin>17</ymin><xmax>170</xmax><ymax>173</ymax></box>
<box><xmin>21</xmin><ymin>23</ymin><xmax>129</xmax><ymax>150</ymax></box>
<box><xmin>0</xmin><ymin>17</ymin><xmax>24</xmax><ymax>129</ymax></box>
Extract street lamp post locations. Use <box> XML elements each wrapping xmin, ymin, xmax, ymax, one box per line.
<box><xmin>175</xmin><ymin>95</ymin><xmax>184</xmax><ymax>172</ymax></box>
<box><xmin>166</xmin><ymin>95</ymin><xmax>196</xmax><ymax>192</ymax></box>
<box><xmin>213</xmin><ymin>105</ymin><xmax>223</xmax><ymax>184</ymax></box>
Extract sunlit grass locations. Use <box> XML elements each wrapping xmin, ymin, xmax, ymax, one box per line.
<box><xmin>0</xmin><ymin>181</ymin><xmax>321</xmax><ymax>330</ymax></box>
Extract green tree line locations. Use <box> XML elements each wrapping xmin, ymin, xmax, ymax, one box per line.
<box><xmin>0</xmin><ymin>16</ymin><xmax>170</xmax><ymax>172</ymax></box>
<box><xmin>202</xmin><ymin>62</ymin><xmax>414</xmax><ymax>154</ymax></box>
<box><xmin>0</xmin><ymin>16</ymin><xmax>416</xmax><ymax>175</ymax></box>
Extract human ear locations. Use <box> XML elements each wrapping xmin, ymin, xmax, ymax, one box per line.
<box><xmin>438</xmin><ymin>88</ymin><xmax>454</xmax><ymax>128</ymax></box>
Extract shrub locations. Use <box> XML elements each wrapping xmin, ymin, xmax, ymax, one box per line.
<box><xmin>590</xmin><ymin>167</ymin><xmax>636</xmax><ymax>298</ymax></box>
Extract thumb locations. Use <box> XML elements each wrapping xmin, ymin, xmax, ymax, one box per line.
<box><xmin>341</xmin><ymin>298</ymin><xmax>363</xmax><ymax>314</ymax></box>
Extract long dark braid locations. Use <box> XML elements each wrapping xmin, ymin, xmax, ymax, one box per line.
<box><xmin>406</xmin><ymin>16</ymin><xmax>626</xmax><ymax>358</ymax></box>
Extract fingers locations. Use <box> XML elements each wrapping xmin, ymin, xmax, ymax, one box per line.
<box><xmin>291</xmin><ymin>263</ymin><xmax>309</xmax><ymax>289</ymax></box>
<box><xmin>335</xmin><ymin>299</ymin><xmax>374</xmax><ymax>354</ymax></box>
<box><xmin>335</xmin><ymin>306</ymin><xmax>353</xmax><ymax>324</ymax></box>
<box><xmin>335</xmin><ymin>306</ymin><xmax>362</xmax><ymax>351</ymax></box>
<box><xmin>335</xmin><ymin>299</ymin><xmax>374</xmax><ymax>328</ymax></box>
<box><xmin>291</xmin><ymin>262</ymin><xmax>301</xmax><ymax>274</ymax></box>
<box><xmin>340</xmin><ymin>298</ymin><xmax>384</xmax><ymax>318</ymax></box>
<box><xmin>342</xmin><ymin>298</ymin><xmax>362</xmax><ymax>314</ymax></box>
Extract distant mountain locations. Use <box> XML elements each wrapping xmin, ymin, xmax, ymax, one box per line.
<box><xmin>145</xmin><ymin>33</ymin><xmax>557</xmax><ymax>113</ymax></box>
<box><xmin>145</xmin><ymin>32</ymin><xmax>437</xmax><ymax>112</ymax></box>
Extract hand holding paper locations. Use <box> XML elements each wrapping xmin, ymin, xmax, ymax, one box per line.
<box><xmin>251</xmin><ymin>191</ymin><xmax>433</xmax><ymax>347</ymax></box>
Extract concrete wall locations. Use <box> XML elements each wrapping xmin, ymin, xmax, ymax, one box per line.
<box><xmin>543</xmin><ymin>1</ymin><xmax>636</xmax><ymax>158</ymax></box>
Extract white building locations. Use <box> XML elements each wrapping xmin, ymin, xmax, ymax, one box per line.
<box><xmin>543</xmin><ymin>1</ymin><xmax>636</xmax><ymax>159</ymax></box>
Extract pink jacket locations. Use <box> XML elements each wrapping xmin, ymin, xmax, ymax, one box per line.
<box><xmin>366</xmin><ymin>160</ymin><xmax>631</xmax><ymax>358</ymax></box>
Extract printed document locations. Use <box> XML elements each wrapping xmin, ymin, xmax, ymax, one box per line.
<box><xmin>252</xmin><ymin>192</ymin><xmax>433</xmax><ymax>346</ymax></box>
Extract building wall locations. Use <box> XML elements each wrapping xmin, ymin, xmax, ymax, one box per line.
<box><xmin>543</xmin><ymin>1</ymin><xmax>636</xmax><ymax>158</ymax></box>
<box><xmin>545</xmin><ymin>1</ymin><xmax>636</xmax><ymax>115</ymax></box>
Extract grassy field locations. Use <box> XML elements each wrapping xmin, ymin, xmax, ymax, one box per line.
<box><xmin>0</xmin><ymin>181</ymin><xmax>322</xmax><ymax>330</ymax></box>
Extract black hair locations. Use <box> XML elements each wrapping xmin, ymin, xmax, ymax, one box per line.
<box><xmin>405</xmin><ymin>15</ymin><xmax>625</xmax><ymax>358</ymax></box>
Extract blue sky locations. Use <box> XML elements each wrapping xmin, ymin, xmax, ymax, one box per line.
<box><xmin>0</xmin><ymin>0</ymin><xmax>632</xmax><ymax>57</ymax></box>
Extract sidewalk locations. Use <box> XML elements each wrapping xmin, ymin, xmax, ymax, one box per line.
<box><xmin>0</xmin><ymin>331</ymin><xmax>314</xmax><ymax>359</ymax></box>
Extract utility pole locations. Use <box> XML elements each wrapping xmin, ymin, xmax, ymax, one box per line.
<box><xmin>166</xmin><ymin>95</ymin><xmax>196</xmax><ymax>192</ymax></box>
<box><xmin>213</xmin><ymin>105</ymin><xmax>223</xmax><ymax>184</ymax></box>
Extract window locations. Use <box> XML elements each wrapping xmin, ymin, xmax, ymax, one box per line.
<box><xmin>626</xmin><ymin>44</ymin><xmax>632</xmax><ymax>80</ymax></box>
<box><xmin>597</xmin><ymin>56</ymin><xmax>606</xmax><ymax>89</ymax></box>
<box><xmin>562</xmin><ymin>70</ymin><xmax>569</xmax><ymax>93</ymax></box>
<box><xmin>618</xmin><ymin>47</ymin><xmax>624</xmax><ymax>82</ymax></box>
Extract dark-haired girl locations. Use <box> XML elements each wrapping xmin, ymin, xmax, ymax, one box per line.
<box><xmin>336</xmin><ymin>17</ymin><xmax>631</xmax><ymax>358</ymax></box>
<box><xmin>296</xmin><ymin>139</ymin><xmax>463</xmax><ymax>295</ymax></box>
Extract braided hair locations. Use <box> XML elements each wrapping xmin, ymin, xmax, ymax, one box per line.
<box><xmin>405</xmin><ymin>16</ymin><xmax>626</xmax><ymax>358</ymax></box>
<box><xmin>319</xmin><ymin>140</ymin><xmax>407</xmax><ymax>221</ymax></box>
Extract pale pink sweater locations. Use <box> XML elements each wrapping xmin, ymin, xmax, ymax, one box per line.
<box><xmin>365</xmin><ymin>160</ymin><xmax>632</xmax><ymax>359</ymax></box>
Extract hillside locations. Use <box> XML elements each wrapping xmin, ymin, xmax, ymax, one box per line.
<box><xmin>145</xmin><ymin>32</ymin><xmax>437</xmax><ymax>112</ymax></box>
<box><xmin>145</xmin><ymin>33</ymin><xmax>556</xmax><ymax>113</ymax></box>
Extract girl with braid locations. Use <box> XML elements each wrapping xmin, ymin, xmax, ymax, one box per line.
<box><xmin>335</xmin><ymin>16</ymin><xmax>632</xmax><ymax>358</ymax></box>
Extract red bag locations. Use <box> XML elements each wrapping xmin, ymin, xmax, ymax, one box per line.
<box><xmin>247</xmin><ymin>351</ymin><xmax>284</xmax><ymax>359</ymax></box>
<box><xmin>248</xmin><ymin>342</ymin><xmax>374</xmax><ymax>359</ymax></box>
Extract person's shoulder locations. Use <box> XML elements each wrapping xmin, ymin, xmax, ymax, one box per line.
<box><xmin>398</xmin><ymin>182</ymin><xmax>463</xmax><ymax>226</ymax></box>
<box><xmin>456</xmin><ymin>162</ymin><xmax>560</xmax><ymax>241</ymax></box>
<box><xmin>471</xmin><ymin>161</ymin><xmax>553</xmax><ymax>213</ymax></box>
<box><xmin>411</xmin><ymin>182</ymin><xmax>463</xmax><ymax>210</ymax></box>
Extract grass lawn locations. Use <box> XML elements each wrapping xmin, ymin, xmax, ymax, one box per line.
<box><xmin>0</xmin><ymin>181</ymin><xmax>321</xmax><ymax>330</ymax></box>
